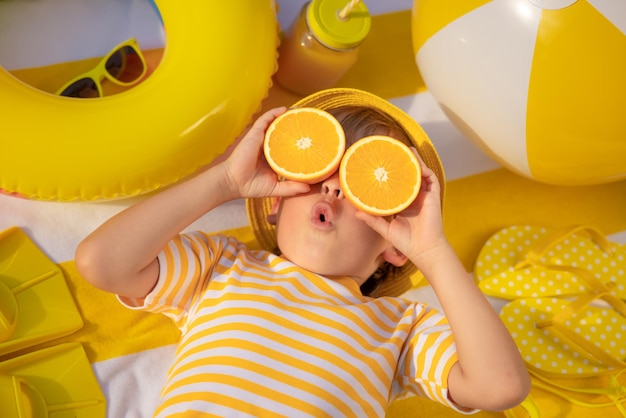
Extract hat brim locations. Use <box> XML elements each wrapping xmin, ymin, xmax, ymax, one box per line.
<box><xmin>246</xmin><ymin>88</ymin><xmax>445</xmax><ymax>297</ymax></box>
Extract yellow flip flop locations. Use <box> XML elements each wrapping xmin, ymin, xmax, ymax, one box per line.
<box><xmin>475</xmin><ymin>225</ymin><xmax>626</xmax><ymax>300</ymax></box>
<box><xmin>501</xmin><ymin>292</ymin><xmax>626</xmax><ymax>378</ymax></box>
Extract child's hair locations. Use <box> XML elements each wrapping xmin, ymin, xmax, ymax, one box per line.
<box><xmin>326</xmin><ymin>105</ymin><xmax>413</xmax><ymax>296</ymax></box>
<box><xmin>326</xmin><ymin>105</ymin><xmax>414</xmax><ymax>148</ymax></box>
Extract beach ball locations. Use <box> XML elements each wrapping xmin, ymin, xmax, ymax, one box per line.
<box><xmin>412</xmin><ymin>0</ymin><xmax>626</xmax><ymax>185</ymax></box>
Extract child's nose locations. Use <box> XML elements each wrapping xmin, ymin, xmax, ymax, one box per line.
<box><xmin>320</xmin><ymin>172</ymin><xmax>343</xmax><ymax>199</ymax></box>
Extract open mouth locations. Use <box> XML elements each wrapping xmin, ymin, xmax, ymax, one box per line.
<box><xmin>311</xmin><ymin>201</ymin><xmax>334</xmax><ymax>228</ymax></box>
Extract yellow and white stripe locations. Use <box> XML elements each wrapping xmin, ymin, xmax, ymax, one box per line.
<box><xmin>122</xmin><ymin>233</ymin><xmax>463</xmax><ymax>417</ymax></box>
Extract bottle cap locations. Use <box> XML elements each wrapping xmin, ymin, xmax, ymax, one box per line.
<box><xmin>307</xmin><ymin>0</ymin><xmax>371</xmax><ymax>50</ymax></box>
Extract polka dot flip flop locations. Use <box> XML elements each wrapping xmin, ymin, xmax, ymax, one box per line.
<box><xmin>501</xmin><ymin>292</ymin><xmax>626</xmax><ymax>378</ymax></box>
<box><xmin>475</xmin><ymin>225</ymin><xmax>626</xmax><ymax>300</ymax></box>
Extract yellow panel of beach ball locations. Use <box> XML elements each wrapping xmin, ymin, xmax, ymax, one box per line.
<box><xmin>412</xmin><ymin>0</ymin><xmax>626</xmax><ymax>185</ymax></box>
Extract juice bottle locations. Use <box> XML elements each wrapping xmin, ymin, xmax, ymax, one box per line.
<box><xmin>275</xmin><ymin>0</ymin><xmax>371</xmax><ymax>96</ymax></box>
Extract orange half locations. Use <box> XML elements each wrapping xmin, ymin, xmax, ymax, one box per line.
<box><xmin>339</xmin><ymin>135</ymin><xmax>421</xmax><ymax>216</ymax></box>
<box><xmin>264</xmin><ymin>107</ymin><xmax>346</xmax><ymax>184</ymax></box>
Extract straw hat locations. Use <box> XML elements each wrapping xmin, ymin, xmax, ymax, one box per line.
<box><xmin>246</xmin><ymin>88</ymin><xmax>445</xmax><ymax>297</ymax></box>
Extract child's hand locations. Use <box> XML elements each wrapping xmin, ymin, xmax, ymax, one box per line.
<box><xmin>355</xmin><ymin>150</ymin><xmax>447</xmax><ymax>270</ymax></box>
<box><xmin>222</xmin><ymin>107</ymin><xmax>310</xmax><ymax>200</ymax></box>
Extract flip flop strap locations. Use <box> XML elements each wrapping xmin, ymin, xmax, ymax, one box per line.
<box><xmin>531</xmin><ymin>368</ymin><xmax>626</xmax><ymax>398</ymax></box>
<box><xmin>517</xmin><ymin>257</ymin><xmax>623</xmax><ymax>302</ymax></box>
<box><xmin>536</xmin><ymin>292</ymin><xmax>626</xmax><ymax>369</ymax></box>
<box><xmin>515</xmin><ymin>225</ymin><xmax>614</xmax><ymax>270</ymax></box>
<box><xmin>516</xmin><ymin>396</ymin><xmax>540</xmax><ymax>418</ymax></box>
<box><xmin>530</xmin><ymin>372</ymin><xmax>626</xmax><ymax>414</ymax></box>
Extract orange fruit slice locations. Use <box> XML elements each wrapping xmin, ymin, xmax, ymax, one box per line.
<box><xmin>264</xmin><ymin>107</ymin><xmax>345</xmax><ymax>184</ymax></box>
<box><xmin>339</xmin><ymin>135</ymin><xmax>422</xmax><ymax>216</ymax></box>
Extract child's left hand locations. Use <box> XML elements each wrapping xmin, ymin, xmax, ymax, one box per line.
<box><xmin>355</xmin><ymin>150</ymin><xmax>446</xmax><ymax>270</ymax></box>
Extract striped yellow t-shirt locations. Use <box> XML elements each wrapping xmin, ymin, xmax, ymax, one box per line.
<box><xmin>120</xmin><ymin>232</ymin><xmax>472</xmax><ymax>417</ymax></box>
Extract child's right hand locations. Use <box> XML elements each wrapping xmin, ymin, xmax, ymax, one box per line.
<box><xmin>75</xmin><ymin>107</ymin><xmax>311</xmax><ymax>300</ymax></box>
<box><xmin>221</xmin><ymin>107</ymin><xmax>310</xmax><ymax>200</ymax></box>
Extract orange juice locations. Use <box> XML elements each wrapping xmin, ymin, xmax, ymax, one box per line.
<box><xmin>275</xmin><ymin>0</ymin><xmax>370</xmax><ymax>96</ymax></box>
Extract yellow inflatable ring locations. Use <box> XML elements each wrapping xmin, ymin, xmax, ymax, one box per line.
<box><xmin>0</xmin><ymin>0</ymin><xmax>278</xmax><ymax>201</ymax></box>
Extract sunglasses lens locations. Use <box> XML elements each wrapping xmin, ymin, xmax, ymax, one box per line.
<box><xmin>106</xmin><ymin>46</ymin><xmax>144</xmax><ymax>83</ymax></box>
<box><xmin>60</xmin><ymin>78</ymin><xmax>100</xmax><ymax>98</ymax></box>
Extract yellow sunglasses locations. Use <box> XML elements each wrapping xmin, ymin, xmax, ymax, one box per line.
<box><xmin>56</xmin><ymin>38</ymin><xmax>147</xmax><ymax>98</ymax></box>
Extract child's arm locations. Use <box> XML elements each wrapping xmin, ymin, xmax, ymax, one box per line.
<box><xmin>75</xmin><ymin>107</ymin><xmax>310</xmax><ymax>299</ymax></box>
<box><xmin>356</xmin><ymin>153</ymin><xmax>531</xmax><ymax>411</ymax></box>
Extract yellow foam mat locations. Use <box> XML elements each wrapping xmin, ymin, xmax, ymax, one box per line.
<box><xmin>0</xmin><ymin>227</ymin><xmax>83</xmax><ymax>357</ymax></box>
<box><xmin>0</xmin><ymin>342</ymin><xmax>105</xmax><ymax>417</ymax></box>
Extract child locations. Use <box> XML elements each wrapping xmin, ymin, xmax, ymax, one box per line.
<box><xmin>76</xmin><ymin>88</ymin><xmax>530</xmax><ymax>417</ymax></box>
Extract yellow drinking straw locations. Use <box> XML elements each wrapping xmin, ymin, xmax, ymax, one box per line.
<box><xmin>338</xmin><ymin>0</ymin><xmax>362</xmax><ymax>19</ymax></box>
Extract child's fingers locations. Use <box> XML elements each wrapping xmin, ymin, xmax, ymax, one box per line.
<box><xmin>409</xmin><ymin>147</ymin><xmax>439</xmax><ymax>194</ymax></box>
<box><xmin>272</xmin><ymin>180</ymin><xmax>310</xmax><ymax>197</ymax></box>
<box><xmin>231</xmin><ymin>107</ymin><xmax>287</xmax><ymax>163</ymax></box>
<box><xmin>263</xmin><ymin>106</ymin><xmax>288</xmax><ymax>123</ymax></box>
<box><xmin>251</xmin><ymin>107</ymin><xmax>287</xmax><ymax>135</ymax></box>
<box><xmin>410</xmin><ymin>147</ymin><xmax>435</xmax><ymax>177</ymax></box>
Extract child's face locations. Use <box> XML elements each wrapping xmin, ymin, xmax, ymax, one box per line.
<box><xmin>273</xmin><ymin>170</ymin><xmax>395</xmax><ymax>284</ymax></box>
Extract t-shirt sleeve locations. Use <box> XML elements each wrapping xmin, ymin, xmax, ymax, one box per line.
<box><xmin>393</xmin><ymin>304</ymin><xmax>478</xmax><ymax>414</ymax></box>
<box><xmin>117</xmin><ymin>231</ymin><xmax>218</xmax><ymax>328</ymax></box>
